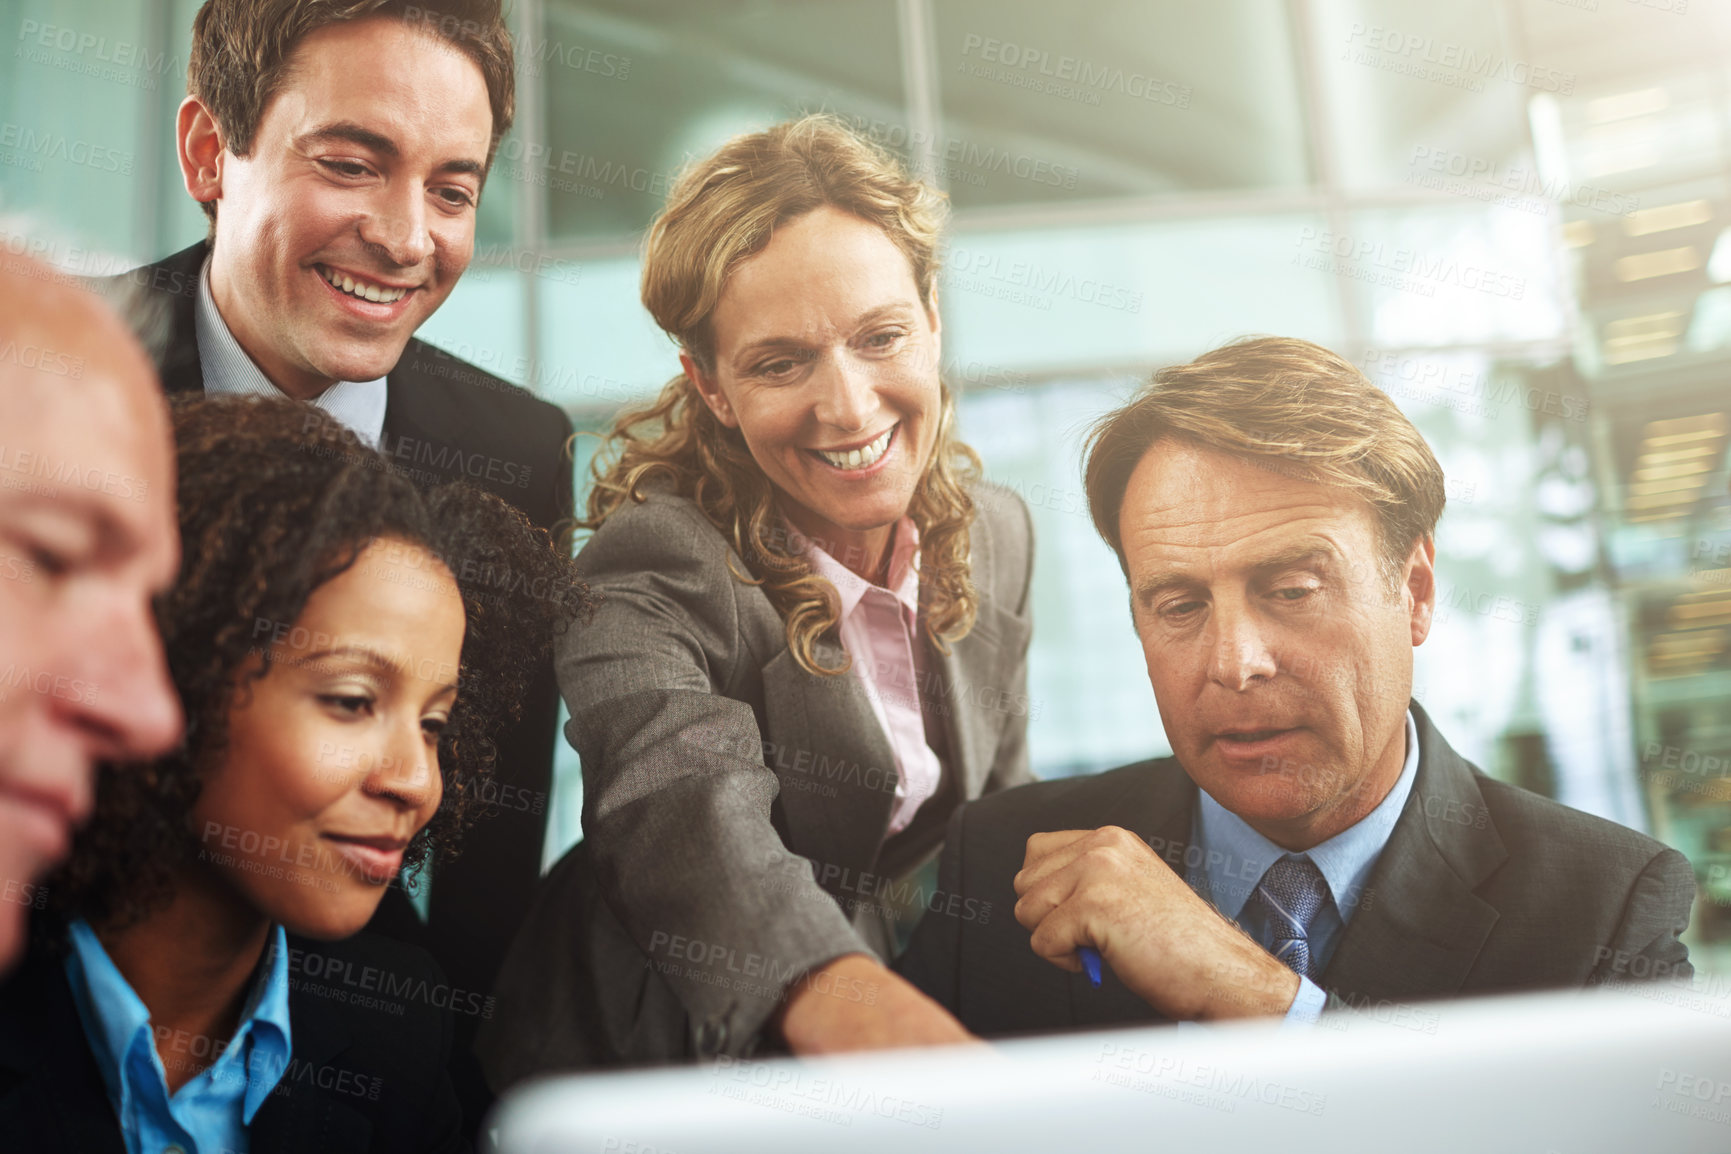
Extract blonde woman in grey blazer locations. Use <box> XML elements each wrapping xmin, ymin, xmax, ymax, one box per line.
<box><xmin>480</xmin><ymin>116</ymin><xmax>1035</xmax><ymax>1080</ymax></box>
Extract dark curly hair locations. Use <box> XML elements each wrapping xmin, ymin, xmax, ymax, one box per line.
<box><xmin>49</xmin><ymin>396</ymin><xmax>589</xmax><ymax>929</ymax></box>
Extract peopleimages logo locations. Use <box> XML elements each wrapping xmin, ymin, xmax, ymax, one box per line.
<box><xmin>837</xmin><ymin>114</ymin><xmax>1080</xmax><ymax>190</ymax></box>
<box><xmin>0</xmin><ymin>444</ymin><xmax>157</xmax><ymax>502</ymax></box>
<box><xmin>288</xmin><ymin>946</ymin><xmax>497</xmax><ymax>1019</ymax></box>
<box><xmin>948</xmin><ymin>248</ymin><xmax>1144</xmax><ymax>314</ymax></box>
<box><xmin>0</xmin><ymin>664</ymin><xmax>98</xmax><ymax>706</ymax></box>
<box><xmin>16</xmin><ymin>19</ymin><xmax>176</xmax><ymax>71</ymax></box>
<box><xmin>14</xmin><ymin>19</ymin><xmax>179</xmax><ymax>90</ymax></box>
<box><xmin>1342</xmin><ymin>22</ymin><xmax>1575</xmax><ymax>94</ymax></box>
<box><xmin>0</xmin><ymin>122</ymin><xmax>132</xmax><ymax>174</ymax></box>
<box><xmin>1407</xmin><ymin>146</ymin><xmax>1639</xmax><ymax>217</ymax></box>
<box><xmin>1361</xmin><ymin>350</ymin><xmax>1589</xmax><ymax>423</ymax></box>
<box><xmin>1294</xmin><ymin>227</ymin><xmax>1527</xmax><ymax>301</ymax></box>
<box><xmin>709</xmin><ymin>1056</ymin><xmax>946</xmax><ymax>1131</ymax></box>
<box><xmin>1092</xmin><ymin>1041</ymin><xmax>1328</xmax><ymax>1116</ymax></box>
<box><xmin>958</xmin><ymin>34</ymin><xmax>1192</xmax><ymax>108</ymax></box>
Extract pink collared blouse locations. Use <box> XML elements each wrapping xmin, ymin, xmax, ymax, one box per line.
<box><xmin>800</xmin><ymin>518</ymin><xmax>943</xmax><ymax>834</ymax></box>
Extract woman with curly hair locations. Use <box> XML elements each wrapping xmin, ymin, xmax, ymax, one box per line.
<box><xmin>0</xmin><ymin>397</ymin><xmax>585</xmax><ymax>1154</ymax></box>
<box><xmin>482</xmin><ymin>114</ymin><xmax>1036</xmax><ymax>1076</ymax></box>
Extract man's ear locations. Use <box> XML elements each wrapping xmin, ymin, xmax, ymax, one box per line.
<box><xmin>1404</xmin><ymin>534</ymin><xmax>1438</xmax><ymax>646</ymax></box>
<box><xmin>680</xmin><ymin>352</ymin><xmax>738</xmax><ymax>429</ymax></box>
<box><xmin>177</xmin><ymin>96</ymin><xmax>226</xmax><ymax>211</ymax></box>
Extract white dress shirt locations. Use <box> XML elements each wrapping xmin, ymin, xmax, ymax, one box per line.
<box><xmin>194</xmin><ymin>255</ymin><xmax>388</xmax><ymax>447</ymax></box>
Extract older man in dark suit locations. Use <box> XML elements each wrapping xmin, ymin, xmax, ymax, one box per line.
<box><xmin>898</xmin><ymin>336</ymin><xmax>1695</xmax><ymax>1033</ymax></box>
<box><xmin>103</xmin><ymin>0</ymin><xmax>570</xmax><ymax>1129</ymax></box>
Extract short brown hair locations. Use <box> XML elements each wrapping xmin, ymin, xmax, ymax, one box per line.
<box><xmin>187</xmin><ymin>0</ymin><xmax>515</xmax><ymax>222</ymax></box>
<box><xmin>1083</xmin><ymin>336</ymin><xmax>1446</xmax><ymax>576</ymax></box>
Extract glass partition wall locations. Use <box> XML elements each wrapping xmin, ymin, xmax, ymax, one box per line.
<box><xmin>4</xmin><ymin>0</ymin><xmax>1728</xmax><ymax>968</ymax></box>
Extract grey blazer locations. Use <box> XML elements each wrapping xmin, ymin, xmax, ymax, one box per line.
<box><xmin>478</xmin><ymin>480</ymin><xmax>1034</xmax><ymax>1081</ymax></box>
<box><xmin>896</xmin><ymin>702</ymin><xmax>1696</xmax><ymax>1035</ymax></box>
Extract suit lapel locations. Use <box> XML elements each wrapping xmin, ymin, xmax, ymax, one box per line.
<box><xmin>930</xmin><ymin>499</ymin><xmax>1030</xmax><ymax>802</ymax></box>
<box><xmin>1065</xmin><ymin>761</ymin><xmax>1196</xmax><ymax>1029</ymax></box>
<box><xmin>252</xmin><ymin>953</ymin><xmax>371</xmax><ymax>1154</ymax></box>
<box><xmin>0</xmin><ymin>943</ymin><xmax>127</xmax><ymax>1153</ymax></box>
<box><xmin>761</xmin><ymin>637</ymin><xmax>899</xmax><ymax>888</ymax></box>
<box><xmin>141</xmin><ymin>241</ymin><xmax>209</xmax><ymax>398</ymax></box>
<box><xmin>251</xmin><ymin>1087</ymin><xmax>371</xmax><ymax>1154</ymax></box>
<box><xmin>934</xmin><ymin>595</ymin><xmax>1028</xmax><ymax>802</ymax></box>
<box><xmin>382</xmin><ymin>340</ymin><xmax>461</xmax><ymax>452</ymax></box>
<box><xmin>1320</xmin><ymin>703</ymin><xmax>1508</xmax><ymax>1004</ymax></box>
<box><xmin>381</xmin><ymin>354</ymin><xmax>425</xmax><ymax>445</ymax></box>
<box><xmin>757</xmin><ymin>490</ymin><xmax>1031</xmax><ymax>868</ymax></box>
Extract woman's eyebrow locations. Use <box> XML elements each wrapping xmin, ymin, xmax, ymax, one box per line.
<box><xmin>730</xmin><ymin>303</ymin><xmax>921</xmax><ymax>366</ymax></box>
<box><xmin>732</xmin><ymin>334</ymin><xmax>812</xmax><ymax>364</ymax></box>
<box><xmin>292</xmin><ymin>643</ymin><xmax>397</xmax><ymax>678</ymax></box>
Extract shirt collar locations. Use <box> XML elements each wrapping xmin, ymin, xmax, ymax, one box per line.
<box><xmin>195</xmin><ymin>253</ymin><xmax>388</xmax><ymax>448</ymax></box>
<box><xmin>797</xmin><ymin>516</ymin><xmax>922</xmax><ymax>618</ymax></box>
<box><xmin>1196</xmin><ymin>709</ymin><xmax>1422</xmax><ymax>921</ymax></box>
<box><xmin>62</xmin><ymin>918</ymin><xmax>150</xmax><ymax>1113</ymax></box>
<box><xmin>63</xmin><ymin>919</ymin><xmax>295</xmax><ymax>1125</ymax></box>
<box><xmin>239</xmin><ymin>925</ymin><xmax>293</xmax><ymax>1122</ymax></box>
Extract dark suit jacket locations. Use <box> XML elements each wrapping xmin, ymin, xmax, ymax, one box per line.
<box><xmin>897</xmin><ymin>702</ymin><xmax>1697</xmax><ymax>1035</ymax></box>
<box><xmin>477</xmin><ymin>481</ymin><xmax>1036</xmax><ymax>1082</ymax></box>
<box><xmin>0</xmin><ymin>928</ymin><xmax>466</xmax><ymax>1153</ymax></box>
<box><xmin>108</xmin><ymin>241</ymin><xmax>575</xmax><ymax>1125</ymax></box>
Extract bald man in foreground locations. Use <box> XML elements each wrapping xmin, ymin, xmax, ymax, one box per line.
<box><xmin>0</xmin><ymin>255</ymin><xmax>183</xmax><ymax>973</ymax></box>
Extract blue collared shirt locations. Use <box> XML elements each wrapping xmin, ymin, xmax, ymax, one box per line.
<box><xmin>63</xmin><ymin>919</ymin><xmax>294</xmax><ymax>1154</ymax></box>
<box><xmin>1187</xmin><ymin>710</ymin><xmax>1420</xmax><ymax>1024</ymax></box>
<box><xmin>195</xmin><ymin>254</ymin><xmax>388</xmax><ymax>448</ymax></box>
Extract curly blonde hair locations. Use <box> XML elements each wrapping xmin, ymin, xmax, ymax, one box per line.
<box><xmin>581</xmin><ymin>115</ymin><xmax>982</xmax><ymax>676</ymax></box>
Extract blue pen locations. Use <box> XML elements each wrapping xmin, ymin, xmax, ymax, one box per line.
<box><xmin>1079</xmin><ymin>946</ymin><xmax>1103</xmax><ymax>988</ymax></box>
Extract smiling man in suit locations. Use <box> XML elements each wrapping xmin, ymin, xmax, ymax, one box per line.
<box><xmin>106</xmin><ymin>0</ymin><xmax>571</xmax><ymax>1126</ymax></box>
<box><xmin>898</xmin><ymin>336</ymin><xmax>1695</xmax><ymax>1032</ymax></box>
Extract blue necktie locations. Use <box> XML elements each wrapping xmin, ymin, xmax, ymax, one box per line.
<box><xmin>1245</xmin><ymin>854</ymin><xmax>1329</xmax><ymax>980</ymax></box>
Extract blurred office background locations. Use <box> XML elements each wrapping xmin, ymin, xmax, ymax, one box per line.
<box><xmin>4</xmin><ymin>0</ymin><xmax>1730</xmax><ymax>967</ymax></box>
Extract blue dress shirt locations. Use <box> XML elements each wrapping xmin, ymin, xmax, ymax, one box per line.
<box><xmin>1186</xmin><ymin>710</ymin><xmax>1421</xmax><ymax>1024</ymax></box>
<box><xmin>63</xmin><ymin>919</ymin><xmax>294</xmax><ymax>1154</ymax></box>
<box><xmin>195</xmin><ymin>254</ymin><xmax>388</xmax><ymax>448</ymax></box>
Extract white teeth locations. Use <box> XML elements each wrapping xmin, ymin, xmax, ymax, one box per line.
<box><xmin>818</xmin><ymin>426</ymin><xmax>893</xmax><ymax>470</ymax></box>
<box><xmin>321</xmin><ymin>266</ymin><xmax>407</xmax><ymax>303</ymax></box>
